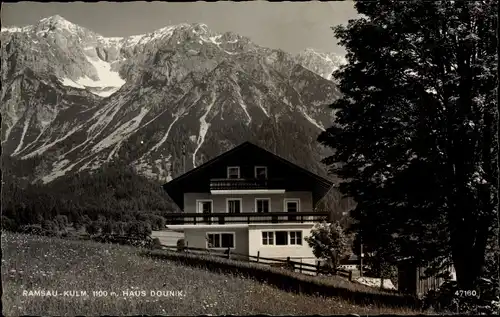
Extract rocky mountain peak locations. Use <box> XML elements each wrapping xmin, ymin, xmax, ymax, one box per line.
<box><xmin>2</xmin><ymin>17</ymin><xmax>340</xmax><ymax>185</ymax></box>
<box><xmin>295</xmin><ymin>48</ymin><xmax>347</xmax><ymax>81</ymax></box>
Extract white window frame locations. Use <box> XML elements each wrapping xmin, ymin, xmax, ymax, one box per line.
<box><xmin>284</xmin><ymin>198</ymin><xmax>300</xmax><ymax>213</ymax></box>
<box><xmin>206</xmin><ymin>232</ymin><xmax>236</xmax><ymax>249</ymax></box>
<box><xmin>289</xmin><ymin>231</ymin><xmax>303</xmax><ymax>245</ymax></box>
<box><xmin>196</xmin><ymin>199</ymin><xmax>213</xmax><ymax>213</ymax></box>
<box><xmin>227</xmin><ymin>166</ymin><xmax>240</xmax><ymax>179</ymax></box>
<box><xmin>255</xmin><ymin>198</ymin><xmax>271</xmax><ymax>213</ymax></box>
<box><xmin>254</xmin><ymin>166</ymin><xmax>268</xmax><ymax>179</ymax></box>
<box><xmin>226</xmin><ymin>198</ymin><xmax>243</xmax><ymax>213</ymax></box>
<box><xmin>260</xmin><ymin>230</ymin><xmax>303</xmax><ymax>246</ymax></box>
<box><xmin>262</xmin><ymin>231</ymin><xmax>274</xmax><ymax>245</ymax></box>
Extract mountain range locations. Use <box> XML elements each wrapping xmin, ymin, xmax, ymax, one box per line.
<box><xmin>1</xmin><ymin>15</ymin><xmax>346</xmax><ymax>187</ymax></box>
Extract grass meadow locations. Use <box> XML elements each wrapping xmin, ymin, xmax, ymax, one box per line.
<box><xmin>2</xmin><ymin>232</ymin><xmax>425</xmax><ymax>315</ymax></box>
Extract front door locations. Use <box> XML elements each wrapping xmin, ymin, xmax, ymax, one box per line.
<box><xmin>285</xmin><ymin>199</ymin><xmax>299</xmax><ymax>221</ymax></box>
<box><xmin>198</xmin><ymin>200</ymin><xmax>213</xmax><ymax>224</ymax></box>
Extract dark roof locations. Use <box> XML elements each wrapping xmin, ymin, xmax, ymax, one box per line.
<box><xmin>162</xmin><ymin>141</ymin><xmax>333</xmax><ymax>209</ymax></box>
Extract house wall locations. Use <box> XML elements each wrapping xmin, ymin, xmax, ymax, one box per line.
<box><xmin>183</xmin><ymin>191</ymin><xmax>313</xmax><ymax>213</ymax></box>
<box><xmin>151</xmin><ymin>230</ymin><xmax>184</xmax><ymax>246</ymax></box>
<box><xmin>247</xmin><ymin>224</ymin><xmax>317</xmax><ymax>266</ymax></box>
<box><xmin>183</xmin><ymin>227</ymin><xmax>249</xmax><ymax>255</ymax></box>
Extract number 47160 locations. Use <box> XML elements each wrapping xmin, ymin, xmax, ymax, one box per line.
<box><xmin>455</xmin><ymin>290</ymin><xmax>478</xmax><ymax>297</ymax></box>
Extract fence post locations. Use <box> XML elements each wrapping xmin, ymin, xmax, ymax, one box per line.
<box><xmin>316</xmin><ymin>261</ymin><xmax>321</xmax><ymax>276</ymax></box>
<box><xmin>226</xmin><ymin>247</ymin><xmax>231</xmax><ymax>259</ymax></box>
<box><xmin>300</xmin><ymin>258</ymin><xmax>302</xmax><ymax>273</ymax></box>
<box><xmin>257</xmin><ymin>251</ymin><xmax>260</xmax><ymax>263</ymax></box>
<box><xmin>349</xmin><ymin>270</ymin><xmax>353</xmax><ymax>281</ymax></box>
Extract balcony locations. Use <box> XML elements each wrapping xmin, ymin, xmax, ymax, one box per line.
<box><xmin>210</xmin><ymin>178</ymin><xmax>286</xmax><ymax>194</ymax></box>
<box><xmin>164</xmin><ymin>211</ymin><xmax>329</xmax><ymax>225</ymax></box>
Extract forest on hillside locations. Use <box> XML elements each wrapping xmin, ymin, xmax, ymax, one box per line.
<box><xmin>1</xmin><ymin>161</ymin><xmax>180</xmax><ymax>232</ymax></box>
<box><xmin>1</xmin><ymin>157</ymin><xmax>353</xmax><ymax>234</ymax></box>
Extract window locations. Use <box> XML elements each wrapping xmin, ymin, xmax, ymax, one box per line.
<box><xmin>197</xmin><ymin>200</ymin><xmax>213</xmax><ymax>223</ymax></box>
<box><xmin>290</xmin><ymin>231</ymin><xmax>302</xmax><ymax>245</ymax></box>
<box><xmin>255</xmin><ymin>198</ymin><xmax>270</xmax><ymax>213</ymax></box>
<box><xmin>197</xmin><ymin>200</ymin><xmax>213</xmax><ymax>214</ymax></box>
<box><xmin>227</xmin><ymin>166</ymin><xmax>240</xmax><ymax>179</ymax></box>
<box><xmin>254</xmin><ymin>166</ymin><xmax>267</xmax><ymax>179</ymax></box>
<box><xmin>207</xmin><ymin>233</ymin><xmax>235</xmax><ymax>249</ymax></box>
<box><xmin>275</xmin><ymin>231</ymin><xmax>288</xmax><ymax>245</ymax></box>
<box><xmin>261</xmin><ymin>230</ymin><xmax>303</xmax><ymax>246</ymax></box>
<box><xmin>262</xmin><ymin>231</ymin><xmax>274</xmax><ymax>245</ymax></box>
<box><xmin>284</xmin><ymin>199</ymin><xmax>300</xmax><ymax>212</ymax></box>
<box><xmin>227</xmin><ymin>199</ymin><xmax>242</xmax><ymax>213</ymax></box>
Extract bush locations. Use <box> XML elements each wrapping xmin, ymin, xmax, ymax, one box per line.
<box><xmin>305</xmin><ymin>221</ymin><xmax>350</xmax><ymax>268</ymax></box>
<box><xmin>86</xmin><ymin>221</ymin><xmax>101</xmax><ymax>235</ymax></box>
<box><xmin>152</xmin><ymin>237</ymin><xmax>162</xmax><ymax>249</ymax></box>
<box><xmin>115</xmin><ymin>221</ymin><xmax>127</xmax><ymax>235</ymax></box>
<box><xmin>102</xmin><ymin>221</ymin><xmax>114</xmax><ymax>235</ymax></box>
<box><xmin>127</xmin><ymin>221</ymin><xmax>151</xmax><ymax>239</ymax></box>
<box><xmin>177</xmin><ymin>238</ymin><xmax>185</xmax><ymax>251</ymax></box>
<box><xmin>54</xmin><ymin>215</ymin><xmax>69</xmax><ymax>230</ymax></box>
<box><xmin>1</xmin><ymin>216</ymin><xmax>18</xmax><ymax>231</ymax></box>
<box><xmin>82</xmin><ymin>215</ymin><xmax>92</xmax><ymax>225</ymax></box>
<box><xmin>150</xmin><ymin>215</ymin><xmax>166</xmax><ymax>231</ymax></box>
<box><xmin>72</xmin><ymin>215</ymin><xmax>84</xmax><ymax>230</ymax></box>
<box><xmin>42</xmin><ymin>220</ymin><xmax>58</xmax><ymax>232</ymax></box>
<box><xmin>19</xmin><ymin>224</ymin><xmax>45</xmax><ymax>235</ymax></box>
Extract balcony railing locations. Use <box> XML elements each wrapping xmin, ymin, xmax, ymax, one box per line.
<box><xmin>164</xmin><ymin>211</ymin><xmax>330</xmax><ymax>225</ymax></box>
<box><xmin>210</xmin><ymin>178</ymin><xmax>286</xmax><ymax>191</ymax></box>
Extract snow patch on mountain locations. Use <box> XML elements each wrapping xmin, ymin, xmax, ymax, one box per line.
<box><xmin>60</xmin><ymin>77</ymin><xmax>86</xmax><ymax>89</ymax></box>
<box><xmin>80</xmin><ymin>56</ymin><xmax>125</xmax><ymax>91</ymax></box>
<box><xmin>91</xmin><ymin>107</ymin><xmax>149</xmax><ymax>154</ymax></box>
<box><xmin>1</xmin><ymin>26</ymin><xmax>29</xmax><ymax>33</ymax></box>
<box><xmin>147</xmin><ymin>115</ymin><xmax>181</xmax><ymax>155</ymax></box>
<box><xmin>295</xmin><ymin>48</ymin><xmax>347</xmax><ymax>81</ymax></box>
<box><xmin>193</xmin><ymin>92</ymin><xmax>216</xmax><ymax>168</ymax></box>
<box><xmin>41</xmin><ymin>159</ymin><xmax>73</xmax><ymax>184</ymax></box>
<box><xmin>301</xmin><ymin>110</ymin><xmax>325</xmax><ymax>131</ymax></box>
<box><xmin>13</xmin><ymin>114</ymin><xmax>31</xmax><ymax>155</ymax></box>
<box><xmin>107</xmin><ymin>140</ymin><xmax>123</xmax><ymax>161</ymax></box>
<box><xmin>22</xmin><ymin>124</ymin><xmax>85</xmax><ymax>159</ymax></box>
<box><xmin>58</xmin><ymin>56</ymin><xmax>125</xmax><ymax>96</ymax></box>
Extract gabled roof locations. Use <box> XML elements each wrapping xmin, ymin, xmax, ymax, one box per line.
<box><xmin>162</xmin><ymin>141</ymin><xmax>334</xmax><ymax>210</ymax></box>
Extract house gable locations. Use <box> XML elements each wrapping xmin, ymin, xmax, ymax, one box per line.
<box><xmin>162</xmin><ymin>141</ymin><xmax>333</xmax><ymax>210</ymax></box>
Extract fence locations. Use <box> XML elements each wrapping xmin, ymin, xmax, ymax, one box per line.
<box><xmin>160</xmin><ymin>243</ymin><xmax>353</xmax><ymax>280</ymax></box>
<box><xmin>86</xmin><ymin>233</ymin><xmax>352</xmax><ymax>280</ymax></box>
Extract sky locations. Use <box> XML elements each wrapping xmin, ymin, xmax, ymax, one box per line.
<box><xmin>1</xmin><ymin>1</ymin><xmax>359</xmax><ymax>55</ymax></box>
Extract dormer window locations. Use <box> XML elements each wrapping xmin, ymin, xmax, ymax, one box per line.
<box><xmin>255</xmin><ymin>166</ymin><xmax>267</xmax><ymax>179</ymax></box>
<box><xmin>227</xmin><ymin>166</ymin><xmax>240</xmax><ymax>179</ymax></box>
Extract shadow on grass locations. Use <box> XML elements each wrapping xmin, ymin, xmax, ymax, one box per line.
<box><xmin>141</xmin><ymin>249</ymin><xmax>421</xmax><ymax>310</ymax></box>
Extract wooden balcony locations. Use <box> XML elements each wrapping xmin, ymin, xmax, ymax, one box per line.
<box><xmin>164</xmin><ymin>211</ymin><xmax>329</xmax><ymax>225</ymax></box>
<box><xmin>209</xmin><ymin>178</ymin><xmax>286</xmax><ymax>191</ymax></box>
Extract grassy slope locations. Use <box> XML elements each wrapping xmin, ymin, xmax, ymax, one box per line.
<box><xmin>1</xmin><ymin>232</ymin><xmax>422</xmax><ymax>315</ymax></box>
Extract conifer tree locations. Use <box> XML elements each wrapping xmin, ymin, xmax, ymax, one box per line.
<box><xmin>319</xmin><ymin>0</ymin><xmax>498</xmax><ymax>290</ymax></box>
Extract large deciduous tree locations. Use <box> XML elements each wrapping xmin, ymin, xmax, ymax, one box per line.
<box><xmin>318</xmin><ymin>0</ymin><xmax>498</xmax><ymax>290</ymax></box>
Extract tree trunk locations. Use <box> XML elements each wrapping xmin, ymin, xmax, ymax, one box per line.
<box><xmin>450</xmin><ymin>207</ymin><xmax>490</xmax><ymax>289</ymax></box>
